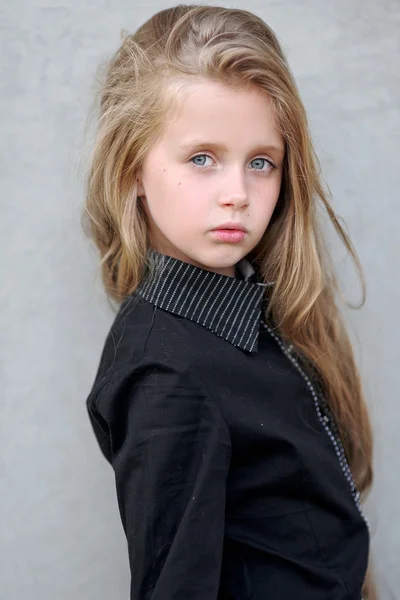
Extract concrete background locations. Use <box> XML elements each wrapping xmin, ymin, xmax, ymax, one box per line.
<box><xmin>1</xmin><ymin>1</ymin><xmax>398</xmax><ymax>598</ymax></box>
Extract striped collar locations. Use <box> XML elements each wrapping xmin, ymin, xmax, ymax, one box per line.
<box><xmin>135</xmin><ymin>249</ymin><xmax>271</xmax><ymax>353</ymax></box>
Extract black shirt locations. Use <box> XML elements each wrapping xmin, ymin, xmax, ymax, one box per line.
<box><xmin>85</xmin><ymin>249</ymin><xmax>369</xmax><ymax>600</ymax></box>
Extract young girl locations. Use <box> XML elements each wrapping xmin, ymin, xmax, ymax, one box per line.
<box><xmin>83</xmin><ymin>5</ymin><xmax>376</xmax><ymax>599</ymax></box>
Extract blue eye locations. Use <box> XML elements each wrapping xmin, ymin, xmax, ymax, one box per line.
<box><xmin>189</xmin><ymin>154</ymin><xmax>276</xmax><ymax>174</ymax></box>
<box><xmin>250</xmin><ymin>158</ymin><xmax>270</xmax><ymax>171</ymax></box>
<box><xmin>191</xmin><ymin>155</ymin><xmax>211</xmax><ymax>167</ymax></box>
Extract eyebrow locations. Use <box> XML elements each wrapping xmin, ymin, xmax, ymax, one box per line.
<box><xmin>178</xmin><ymin>140</ymin><xmax>285</xmax><ymax>156</ymax></box>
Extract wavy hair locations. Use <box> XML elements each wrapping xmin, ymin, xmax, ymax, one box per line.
<box><xmin>81</xmin><ymin>5</ymin><xmax>376</xmax><ymax>597</ymax></box>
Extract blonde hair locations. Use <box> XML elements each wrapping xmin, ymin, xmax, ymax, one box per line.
<box><xmin>82</xmin><ymin>5</ymin><xmax>376</xmax><ymax>597</ymax></box>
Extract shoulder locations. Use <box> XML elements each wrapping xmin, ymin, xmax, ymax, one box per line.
<box><xmin>87</xmin><ymin>292</ymin><xmax>211</xmax><ymax>404</ymax></box>
<box><xmin>86</xmin><ymin>301</ymin><xmax>231</xmax><ymax>450</ymax></box>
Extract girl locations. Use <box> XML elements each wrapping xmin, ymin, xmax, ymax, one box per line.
<box><xmin>83</xmin><ymin>5</ymin><xmax>376</xmax><ymax>599</ymax></box>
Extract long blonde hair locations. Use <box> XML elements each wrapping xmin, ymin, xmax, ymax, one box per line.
<box><xmin>82</xmin><ymin>5</ymin><xmax>376</xmax><ymax>597</ymax></box>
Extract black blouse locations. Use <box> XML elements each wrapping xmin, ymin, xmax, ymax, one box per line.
<box><xmin>85</xmin><ymin>249</ymin><xmax>369</xmax><ymax>600</ymax></box>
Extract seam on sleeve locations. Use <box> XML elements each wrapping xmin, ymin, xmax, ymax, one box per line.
<box><xmin>88</xmin><ymin>401</ymin><xmax>112</xmax><ymax>443</ymax></box>
<box><xmin>91</xmin><ymin>372</ymin><xmax>119</xmax><ymax>412</ymax></box>
<box><xmin>143</xmin><ymin>304</ymin><xmax>157</xmax><ymax>354</ymax></box>
<box><xmin>91</xmin><ymin>344</ymin><xmax>233</xmax><ymax>457</ymax></box>
<box><xmin>186</xmin><ymin>359</ymin><xmax>232</xmax><ymax>448</ymax></box>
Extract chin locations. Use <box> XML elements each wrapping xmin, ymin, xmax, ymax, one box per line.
<box><xmin>196</xmin><ymin>247</ymin><xmax>246</xmax><ymax>269</ymax></box>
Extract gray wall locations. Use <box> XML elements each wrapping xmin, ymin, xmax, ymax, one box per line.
<box><xmin>1</xmin><ymin>1</ymin><xmax>398</xmax><ymax>598</ymax></box>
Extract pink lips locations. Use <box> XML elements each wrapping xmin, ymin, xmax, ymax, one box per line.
<box><xmin>210</xmin><ymin>222</ymin><xmax>248</xmax><ymax>243</ymax></box>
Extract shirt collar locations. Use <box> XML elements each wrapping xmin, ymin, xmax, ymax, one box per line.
<box><xmin>135</xmin><ymin>249</ymin><xmax>271</xmax><ymax>353</ymax></box>
<box><xmin>235</xmin><ymin>256</ymin><xmax>257</xmax><ymax>282</ymax></box>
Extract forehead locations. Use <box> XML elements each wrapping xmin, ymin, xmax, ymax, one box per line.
<box><xmin>163</xmin><ymin>79</ymin><xmax>284</xmax><ymax>152</ymax></box>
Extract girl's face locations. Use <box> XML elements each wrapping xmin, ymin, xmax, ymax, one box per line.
<box><xmin>137</xmin><ymin>80</ymin><xmax>285</xmax><ymax>277</ymax></box>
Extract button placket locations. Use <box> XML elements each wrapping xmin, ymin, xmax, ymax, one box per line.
<box><xmin>260</xmin><ymin>318</ymin><xmax>370</xmax><ymax>533</ymax></box>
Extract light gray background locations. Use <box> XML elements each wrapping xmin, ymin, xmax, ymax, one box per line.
<box><xmin>1</xmin><ymin>1</ymin><xmax>399</xmax><ymax>598</ymax></box>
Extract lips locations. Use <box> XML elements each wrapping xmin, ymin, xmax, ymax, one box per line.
<box><xmin>211</xmin><ymin>222</ymin><xmax>248</xmax><ymax>232</ymax></box>
<box><xmin>210</xmin><ymin>226</ymin><xmax>247</xmax><ymax>243</ymax></box>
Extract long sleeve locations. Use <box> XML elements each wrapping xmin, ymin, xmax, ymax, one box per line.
<box><xmin>88</xmin><ymin>358</ymin><xmax>232</xmax><ymax>600</ymax></box>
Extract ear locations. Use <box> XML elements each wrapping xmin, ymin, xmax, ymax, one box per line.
<box><xmin>136</xmin><ymin>169</ymin><xmax>145</xmax><ymax>197</ymax></box>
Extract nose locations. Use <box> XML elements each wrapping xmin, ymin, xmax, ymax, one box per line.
<box><xmin>217</xmin><ymin>167</ymin><xmax>249</xmax><ymax>210</ymax></box>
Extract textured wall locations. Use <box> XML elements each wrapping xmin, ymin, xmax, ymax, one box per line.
<box><xmin>1</xmin><ymin>1</ymin><xmax>399</xmax><ymax>598</ymax></box>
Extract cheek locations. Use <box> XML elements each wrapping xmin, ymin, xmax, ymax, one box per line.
<box><xmin>145</xmin><ymin>190</ymin><xmax>206</xmax><ymax>234</ymax></box>
<box><xmin>166</xmin><ymin>197</ymin><xmax>208</xmax><ymax>229</ymax></box>
<box><xmin>252</xmin><ymin>188</ymin><xmax>281</xmax><ymax>226</ymax></box>
<box><xmin>157</xmin><ymin>173</ymin><xmax>209</xmax><ymax>220</ymax></box>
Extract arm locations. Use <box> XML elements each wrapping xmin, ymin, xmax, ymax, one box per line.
<box><xmin>89</xmin><ymin>358</ymin><xmax>232</xmax><ymax>600</ymax></box>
